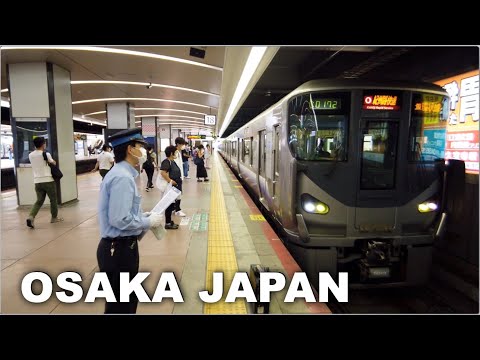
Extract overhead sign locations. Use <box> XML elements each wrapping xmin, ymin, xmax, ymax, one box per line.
<box><xmin>204</xmin><ymin>115</ymin><xmax>216</xmax><ymax>125</ymax></box>
<box><xmin>188</xmin><ymin>135</ymin><xmax>206</xmax><ymax>140</ymax></box>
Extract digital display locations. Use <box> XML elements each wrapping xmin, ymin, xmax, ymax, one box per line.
<box><xmin>310</xmin><ymin>98</ymin><xmax>341</xmax><ymax>110</ymax></box>
<box><xmin>363</xmin><ymin>94</ymin><xmax>400</xmax><ymax>110</ymax></box>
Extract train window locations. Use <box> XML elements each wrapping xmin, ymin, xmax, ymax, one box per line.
<box><xmin>408</xmin><ymin>93</ymin><xmax>449</xmax><ymax>162</ymax></box>
<box><xmin>243</xmin><ymin>138</ymin><xmax>251</xmax><ymax>165</ymax></box>
<box><xmin>360</xmin><ymin>121</ymin><xmax>399</xmax><ymax>190</ymax></box>
<box><xmin>288</xmin><ymin>92</ymin><xmax>349</xmax><ymax>161</ymax></box>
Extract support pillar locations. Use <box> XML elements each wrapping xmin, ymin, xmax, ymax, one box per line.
<box><xmin>7</xmin><ymin>62</ymin><xmax>78</xmax><ymax>206</ymax></box>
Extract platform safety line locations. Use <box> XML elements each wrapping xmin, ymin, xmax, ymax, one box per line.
<box><xmin>203</xmin><ymin>163</ymin><xmax>247</xmax><ymax>314</ymax></box>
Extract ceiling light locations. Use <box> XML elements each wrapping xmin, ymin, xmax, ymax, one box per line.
<box><xmin>71</xmin><ymin>80</ymin><xmax>219</xmax><ymax>98</ymax></box>
<box><xmin>219</xmin><ymin>47</ymin><xmax>268</xmax><ymax>137</ymax></box>
<box><xmin>84</xmin><ymin>111</ymin><xmax>107</xmax><ymax>116</ymax></box>
<box><xmin>72</xmin><ymin>97</ymin><xmax>213</xmax><ymax>109</ymax></box>
<box><xmin>72</xmin><ymin>116</ymin><xmax>106</xmax><ymax>126</ymax></box>
<box><xmin>2</xmin><ymin>46</ymin><xmax>223</xmax><ymax>71</ymax></box>
<box><xmin>133</xmin><ymin>108</ymin><xmax>206</xmax><ymax>116</ymax></box>
<box><xmin>135</xmin><ymin>114</ymin><xmax>203</xmax><ymax>121</ymax></box>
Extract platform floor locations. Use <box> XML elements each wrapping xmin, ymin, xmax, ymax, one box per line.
<box><xmin>1</xmin><ymin>153</ymin><xmax>331</xmax><ymax>314</ymax></box>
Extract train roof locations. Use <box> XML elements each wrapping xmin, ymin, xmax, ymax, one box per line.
<box><xmin>224</xmin><ymin>78</ymin><xmax>449</xmax><ymax>139</ymax></box>
<box><xmin>292</xmin><ymin>79</ymin><xmax>448</xmax><ymax>97</ymax></box>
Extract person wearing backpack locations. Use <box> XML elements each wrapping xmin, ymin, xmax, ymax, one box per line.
<box><xmin>26</xmin><ymin>136</ymin><xmax>63</xmax><ymax>228</ymax></box>
<box><xmin>142</xmin><ymin>145</ymin><xmax>157</xmax><ymax>192</ymax></box>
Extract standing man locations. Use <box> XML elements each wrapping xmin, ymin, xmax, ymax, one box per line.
<box><xmin>91</xmin><ymin>144</ymin><xmax>115</xmax><ymax>180</ymax></box>
<box><xmin>26</xmin><ymin>136</ymin><xmax>63</xmax><ymax>228</ymax></box>
<box><xmin>97</xmin><ymin>128</ymin><xmax>163</xmax><ymax>314</ymax></box>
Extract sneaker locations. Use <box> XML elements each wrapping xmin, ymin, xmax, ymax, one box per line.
<box><xmin>165</xmin><ymin>223</ymin><xmax>179</xmax><ymax>230</ymax></box>
<box><xmin>149</xmin><ymin>185</ymin><xmax>154</xmax><ymax>188</ymax></box>
<box><xmin>50</xmin><ymin>217</ymin><xmax>64</xmax><ymax>223</ymax></box>
<box><xmin>197</xmin><ymin>179</ymin><xmax>203</xmax><ymax>182</ymax></box>
<box><xmin>185</xmin><ymin>176</ymin><xmax>190</xmax><ymax>179</ymax></box>
<box><xmin>175</xmin><ymin>210</ymin><xmax>186</xmax><ymax>217</ymax></box>
<box><xmin>204</xmin><ymin>178</ymin><xmax>209</xmax><ymax>182</ymax></box>
<box><xmin>145</xmin><ymin>188</ymin><xmax>150</xmax><ymax>192</ymax></box>
<box><xmin>26</xmin><ymin>217</ymin><xmax>35</xmax><ymax>229</ymax></box>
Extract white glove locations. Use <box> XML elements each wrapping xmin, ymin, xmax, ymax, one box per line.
<box><xmin>149</xmin><ymin>212</ymin><xmax>163</xmax><ymax>228</ymax></box>
<box><xmin>143</xmin><ymin>212</ymin><xmax>151</xmax><ymax>217</ymax></box>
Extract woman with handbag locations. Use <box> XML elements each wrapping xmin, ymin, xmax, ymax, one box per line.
<box><xmin>159</xmin><ymin>145</ymin><xmax>183</xmax><ymax>230</ymax></box>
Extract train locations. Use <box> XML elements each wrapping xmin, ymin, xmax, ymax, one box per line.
<box><xmin>218</xmin><ymin>79</ymin><xmax>463</xmax><ymax>288</ymax></box>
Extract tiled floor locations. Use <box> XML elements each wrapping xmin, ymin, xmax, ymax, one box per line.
<box><xmin>1</xmin><ymin>153</ymin><xmax>329</xmax><ymax>314</ymax></box>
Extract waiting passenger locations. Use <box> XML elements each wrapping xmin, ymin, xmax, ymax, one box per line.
<box><xmin>159</xmin><ymin>145</ymin><xmax>183</xmax><ymax>229</ymax></box>
<box><xmin>194</xmin><ymin>145</ymin><xmax>209</xmax><ymax>182</ymax></box>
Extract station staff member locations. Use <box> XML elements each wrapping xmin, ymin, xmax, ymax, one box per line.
<box><xmin>97</xmin><ymin>128</ymin><xmax>163</xmax><ymax>314</ymax></box>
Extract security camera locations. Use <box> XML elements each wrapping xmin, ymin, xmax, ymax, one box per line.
<box><xmin>146</xmin><ymin>83</ymin><xmax>153</xmax><ymax>89</ymax></box>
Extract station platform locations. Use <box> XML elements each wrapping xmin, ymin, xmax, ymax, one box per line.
<box><xmin>1</xmin><ymin>152</ymin><xmax>331</xmax><ymax>314</ymax></box>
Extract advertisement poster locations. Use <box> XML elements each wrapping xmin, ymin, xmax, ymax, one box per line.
<box><xmin>435</xmin><ymin>70</ymin><xmax>479</xmax><ymax>174</ymax></box>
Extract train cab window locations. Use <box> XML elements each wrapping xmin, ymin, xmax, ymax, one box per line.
<box><xmin>408</xmin><ymin>93</ymin><xmax>449</xmax><ymax>162</ymax></box>
<box><xmin>243</xmin><ymin>138</ymin><xmax>251</xmax><ymax>165</ymax></box>
<box><xmin>288</xmin><ymin>92</ymin><xmax>349</xmax><ymax>161</ymax></box>
<box><xmin>360</xmin><ymin>121</ymin><xmax>399</xmax><ymax>189</ymax></box>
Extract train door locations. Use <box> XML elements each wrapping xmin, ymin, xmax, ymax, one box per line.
<box><xmin>355</xmin><ymin>118</ymin><xmax>399</xmax><ymax>229</ymax></box>
<box><xmin>272</xmin><ymin>125</ymin><xmax>281</xmax><ymax>211</ymax></box>
<box><xmin>258</xmin><ymin>130</ymin><xmax>268</xmax><ymax>207</ymax></box>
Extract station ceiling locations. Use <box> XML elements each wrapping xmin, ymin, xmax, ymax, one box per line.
<box><xmin>1</xmin><ymin>46</ymin><xmax>478</xmax><ymax>137</ymax></box>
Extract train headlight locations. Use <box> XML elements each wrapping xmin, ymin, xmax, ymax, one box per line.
<box><xmin>301</xmin><ymin>194</ymin><xmax>330</xmax><ymax>215</ymax></box>
<box><xmin>417</xmin><ymin>201</ymin><xmax>438</xmax><ymax>213</ymax></box>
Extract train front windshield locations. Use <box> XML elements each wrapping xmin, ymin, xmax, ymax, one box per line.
<box><xmin>288</xmin><ymin>92</ymin><xmax>349</xmax><ymax>161</ymax></box>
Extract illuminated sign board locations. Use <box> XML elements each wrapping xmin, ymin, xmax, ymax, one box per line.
<box><xmin>310</xmin><ymin>98</ymin><xmax>341</xmax><ymax>110</ymax></box>
<box><xmin>204</xmin><ymin>115</ymin><xmax>216</xmax><ymax>125</ymax></box>
<box><xmin>363</xmin><ymin>94</ymin><xmax>400</xmax><ymax>111</ymax></box>
<box><xmin>187</xmin><ymin>135</ymin><xmax>206</xmax><ymax>140</ymax></box>
<box><xmin>435</xmin><ymin>70</ymin><xmax>479</xmax><ymax>174</ymax></box>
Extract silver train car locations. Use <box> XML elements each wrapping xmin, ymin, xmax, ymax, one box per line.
<box><xmin>219</xmin><ymin>79</ymin><xmax>452</xmax><ymax>287</ymax></box>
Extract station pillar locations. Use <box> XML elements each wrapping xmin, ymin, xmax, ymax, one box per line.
<box><xmin>7</xmin><ymin>62</ymin><xmax>78</xmax><ymax>206</ymax></box>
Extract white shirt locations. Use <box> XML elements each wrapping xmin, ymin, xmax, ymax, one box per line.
<box><xmin>98</xmin><ymin>151</ymin><xmax>114</xmax><ymax>170</ymax></box>
<box><xmin>29</xmin><ymin>150</ymin><xmax>54</xmax><ymax>184</ymax></box>
<box><xmin>174</xmin><ymin>149</ymin><xmax>184</xmax><ymax>179</ymax></box>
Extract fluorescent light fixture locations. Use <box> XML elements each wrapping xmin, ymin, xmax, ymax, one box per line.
<box><xmin>219</xmin><ymin>46</ymin><xmax>268</xmax><ymax>137</ymax></box>
<box><xmin>2</xmin><ymin>46</ymin><xmax>223</xmax><ymax>71</ymax></box>
<box><xmin>71</xmin><ymin>80</ymin><xmax>219</xmax><ymax>98</ymax></box>
<box><xmin>1</xmin><ymin>89</ymin><xmax>8</xmax><ymax>93</ymax></box>
<box><xmin>72</xmin><ymin>97</ymin><xmax>212</xmax><ymax>109</ymax></box>
<box><xmin>135</xmin><ymin>114</ymin><xmax>203</xmax><ymax>121</ymax></box>
<box><xmin>73</xmin><ymin>116</ymin><xmax>106</xmax><ymax>126</ymax></box>
<box><xmin>133</xmin><ymin>108</ymin><xmax>207</xmax><ymax>116</ymax></box>
<box><xmin>84</xmin><ymin>110</ymin><xmax>107</xmax><ymax>116</ymax></box>
<box><xmin>1</xmin><ymin>100</ymin><xmax>10</xmax><ymax>108</ymax></box>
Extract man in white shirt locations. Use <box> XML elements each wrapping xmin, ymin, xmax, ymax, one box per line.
<box><xmin>26</xmin><ymin>136</ymin><xmax>63</xmax><ymax>228</ymax></box>
<box><xmin>92</xmin><ymin>144</ymin><xmax>115</xmax><ymax>179</ymax></box>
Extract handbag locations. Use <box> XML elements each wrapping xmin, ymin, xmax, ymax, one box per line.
<box><xmin>43</xmin><ymin>151</ymin><xmax>63</xmax><ymax>181</ymax></box>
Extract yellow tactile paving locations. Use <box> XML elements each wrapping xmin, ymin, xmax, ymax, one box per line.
<box><xmin>249</xmin><ymin>214</ymin><xmax>266</xmax><ymax>221</ymax></box>
<box><xmin>204</xmin><ymin>165</ymin><xmax>248</xmax><ymax>314</ymax></box>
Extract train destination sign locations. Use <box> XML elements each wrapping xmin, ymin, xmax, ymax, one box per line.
<box><xmin>363</xmin><ymin>94</ymin><xmax>400</xmax><ymax>111</ymax></box>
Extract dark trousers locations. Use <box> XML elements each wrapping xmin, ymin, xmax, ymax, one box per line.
<box><xmin>165</xmin><ymin>202</ymin><xmax>175</xmax><ymax>224</ymax></box>
<box><xmin>144</xmin><ymin>167</ymin><xmax>154</xmax><ymax>188</ymax></box>
<box><xmin>97</xmin><ymin>237</ymin><xmax>140</xmax><ymax>314</ymax></box>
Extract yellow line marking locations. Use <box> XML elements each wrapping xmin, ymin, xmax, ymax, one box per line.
<box><xmin>249</xmin><ymin>214</ymin><xmax>266</xmax><ymax>221</ymax></box>
<box><xmin>204</xmin><ymin>163</ymin><xmax>247</xmax><ymax>314</ymax></box>
<box><xmin>234</xmin><ymin>185</ymin><xmax>242</xmax><ymax>188</ymax></box>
